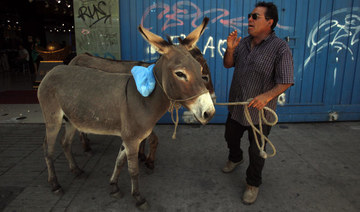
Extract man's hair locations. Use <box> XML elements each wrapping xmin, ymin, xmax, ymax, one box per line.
<box><xmin>255</xmin><ymin>1</ymin><xmax>278</xmax><ymax>30</ymax></box>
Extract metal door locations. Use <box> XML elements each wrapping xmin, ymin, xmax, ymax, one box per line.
<box><xmin>118</xmin><ymin>0</ymin><xmax>360</xmax><ymax>123</ymax></box>
<box><xmin>276</xmin><ymin>0</ymin><xmax>360</xmax><ymax>122</ymax></box>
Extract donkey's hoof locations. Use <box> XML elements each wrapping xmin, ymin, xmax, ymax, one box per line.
<box><xmin>110</xmin><ymin>191</ymin><xmax>124</xmax><ymax>199</ymax></box>
<box><xmin>145</xmin><ymin>161</ymin><xmax>155</xmax><ymax>170</ymax></box>
<box><xmin>52</xmin><ymin>186</ymin><xmax>63</xmax><ymax>195</ymax></box>
<box><xmin>145</xmin><ymin>168</ymin><xmax>154</xmax><ymax>175</ymax></box>
<box><xmin>136</xmin><ymin>199</ymin><xmax>149</xmax><ymax>210</ymax></box>
<box><xmin>84</xmin><ymin>150</ymin><xmax>94</xmax><ymax>157</ymax></box>
<box><xmin>138</xmin><ymin>153</ymin><xmax>146</xmax><ymax>161</ymax></box>
<box><xmin>71</xmin><ymin>168</ymin><xmax>84</xmax><ymax>177</ymax></box>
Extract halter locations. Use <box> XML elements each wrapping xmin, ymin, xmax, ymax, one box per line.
<box><xmin>152</xmin><ymin>66</ymin><xmax>209</xmax><ymax>139</ymax></box>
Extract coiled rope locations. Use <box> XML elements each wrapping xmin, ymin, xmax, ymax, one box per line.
<box><xmin>215</xmin><ymin>99</ymin><xmax>278</xmax><ymax>158</ymax></box>
<box><xmin>147</xmin><ymin>65</ymin><xmax>278</xmax><ymax>157</ymax></box>
<box><xmin>168</xmin><ymin>98</ymin><xmax>278</xmax><ymax>159</ymax></box>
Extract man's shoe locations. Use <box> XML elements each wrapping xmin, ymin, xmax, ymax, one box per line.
<box><xmin>242</xmin><ymin>184</ymin><xmax>259</xmax><ymax>205</ymax></box>
<box><xmin>222</xmin><ymin>159</ymin><xmax>243</xmax><ymax>173</ymax></box>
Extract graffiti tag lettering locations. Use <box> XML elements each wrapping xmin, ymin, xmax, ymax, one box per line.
<box><xmin>78</xmin><ymin>1</ymin><xmax>111</xmax><ymax>28</ymax></box>
<box><xmin>77</xmin><ymin>30</ymin><xmax>118</xmax><ymax>53</ymax></box>
<box><xmin>141</xmin><ymin>1</ymin><xmax>292</xmax><ymax>32</ymax></box>
<box><xmin>304</xmin><ymin>7</ymin><xmax>360</xmax><ymax>70</ymax></box>
<box><xmin>141</xmin><ymin>1</ymin><xmax>292</xmax><ymax>59</ymax></box>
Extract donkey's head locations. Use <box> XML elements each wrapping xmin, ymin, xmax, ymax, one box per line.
<box><xmin>176</xmin><ymin>20</ymin><xmax>215</xmax><ymax>102</ymax></box>
<box><xmin>138</xmin><ymin>18</ymin><xmax>215</xmax><ymax>124</ymax></box>
<box><xmin>182</xmin><ymin>42</ymin><xmax>216</xmax><ymax>102</ymax></box>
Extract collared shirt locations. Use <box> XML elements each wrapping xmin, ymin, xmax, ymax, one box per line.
<box><xmin>228</xmin><ymin>32</ymin><xmax>294</xmax><ymax>126</ymax></box>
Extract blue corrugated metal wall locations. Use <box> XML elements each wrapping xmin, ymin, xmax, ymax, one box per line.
<box><xmin>119</xmin><ymin>0</ymin><xmax>360</xmax><ymax>123</ymax></box>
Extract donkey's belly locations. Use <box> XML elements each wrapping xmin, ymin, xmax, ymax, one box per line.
<box><xmin>59</xmin><ymin>91</ymin><xmax>126</xmax><ymax>136</ymax></box>
<box><xmin>47</xmin><ymin>65</ymin><xmax>129</xmax><ymax>136</ymax></box>
<box><xmin>74</xmin><ymin>123</ymin><xmax>122</xmax><ymax>136</ymax></box>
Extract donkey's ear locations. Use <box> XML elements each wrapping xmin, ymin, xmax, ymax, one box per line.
<box><xmin>138</xmin><ymin>25</ymin><xmax>171</xmax><ymax>54</ymax></box>
<box><xmin>181</xmin><ymin>17</ymin><xmax>209</xmax><ymax>50</ymax></box>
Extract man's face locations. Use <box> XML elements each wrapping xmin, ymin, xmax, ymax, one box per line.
<box><xmin>248</xmin><ymin>7</ymin><xmax>273</xmax><ymax>37</ymax></box>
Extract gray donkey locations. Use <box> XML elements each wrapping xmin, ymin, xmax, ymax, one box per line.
<box><xmin>37</xmin><ymin>19</ymin><xmax>215</xmax><ymax>209</ymax></box>
<box><xmin>68</xmin><ymin>18</ymin><xmax>215</xmax><ymax>169</ymax></box>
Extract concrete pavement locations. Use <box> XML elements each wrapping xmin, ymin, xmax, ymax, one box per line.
<box><xmin>0</xmin><ymin>121</ymin><xmax>359</xmax><ymax>211</ymax></box>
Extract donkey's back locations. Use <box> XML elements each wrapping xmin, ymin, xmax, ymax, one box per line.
<box><xmin>38</xmin><ymin>65</ymin><xmax>147</xmax><ymax>137</ymax></box>
<box><xmin>69</xmin><ymin>53</ymin><xmax>152</xmax><ymax>72</ymax></box>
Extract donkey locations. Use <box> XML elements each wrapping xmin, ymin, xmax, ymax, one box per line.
<box><xmin>69</xmin><ymin>19</ymin><xmax>215</xmax><ymax>169</ymax></box>
<box><xmin>37</xmin><ymin>19</ymin><xmax>215</xmax><ymax>209</ymax></box>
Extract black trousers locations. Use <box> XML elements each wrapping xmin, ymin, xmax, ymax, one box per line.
<box><xmin>224</xmin><ymin>113</ymin><xmax>271</xmax><ymax>187</ymax></box>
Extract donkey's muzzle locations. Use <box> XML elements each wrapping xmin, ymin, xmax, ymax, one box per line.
<box><xmin>201</xmin><ymin>109</ymin><xmax>215</xmax><ymax>125</ymax></box>
<box><xmin>190</xmin><ymin>92</ymin><xmax>215</xmax><ymax>125</ymax></box>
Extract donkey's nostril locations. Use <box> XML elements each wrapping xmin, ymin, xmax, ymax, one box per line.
<box><xmin>203</xmin><ymin>111</ymin><xmax>209</xmax><ymax>119</ymax></box>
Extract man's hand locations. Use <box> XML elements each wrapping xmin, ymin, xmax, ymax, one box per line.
<box><xmin>223</xmin><ymin>31</ymin><xmax>241</xmax><ymax>68</ymax></box>
<box><xmin>248</xmin><ymin>94</ymin><xmax>271</xmax><ymax>110</ymax></box>
<box><xmin>248</xmin><ymin>84</ymin><xmax>293</xmax><ymax>110</ymax></box>
<box><xmin>227</xmin><ymin>30</ymin><xmax>241</xmax><ymax>50</ymax></box>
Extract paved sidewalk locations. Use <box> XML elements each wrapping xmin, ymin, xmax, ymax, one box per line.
<box><xmin>0</xmin><ymin>122</ymin><xmax>359</xmax><ymax>211</ymax></box>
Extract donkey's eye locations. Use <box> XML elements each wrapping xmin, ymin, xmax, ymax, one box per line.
<box><xmin>202</xmin><ymin>75</ymin><xmax>209</xmax><ymax>83</ymax></box>
<box><xmin>175</xmin><ymin>71</ymin><xmax>187</xmax><ymax>81</ymax></box>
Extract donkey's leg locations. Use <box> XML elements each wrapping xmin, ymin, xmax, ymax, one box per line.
<box><xmin>80</xmin><ymin>132</ymin><xmax>92</xmax><ymax>153</ymax></box>
<box><xmin>145</xmin><ymin>131</ymin><xmax>158</xmax><ymax>170</ymax></box>
<box><xmin>109</xmin><ymin>146</ymin><xmax>127</xmax><ymax>198</ymax></box>
<box><xmin>43</xmin><ymin>114</ymin><xmax>63</xmax><ymax>193</ymax></box>
<box><xmin>61</xmin><ymin>122</ymin><xmax>83</xmax><ymax>176</ymax></box>
<box><xmin>138</xmin><ymin>138</ymin><xmax>147</xmax><ymax>161</ymax></box>
<box><xmin>125</xmin><ymin>143</ymin><xmax>148</xmax><ymax>209</ymax></box>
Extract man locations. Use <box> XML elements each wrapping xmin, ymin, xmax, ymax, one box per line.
<box><xmin>222</xmin><ymin>2</ymin><xmax>294</xmax><ymax>204</ymax></box>
<box><xmin>16</xmin><ymin>44</ymin><xmax>30</xmax><ymax>72</ymax></box>
<box><xmin>17</xmin><ymin>44</ymin><xmax>29</xmax><ymax>63</ymax></box>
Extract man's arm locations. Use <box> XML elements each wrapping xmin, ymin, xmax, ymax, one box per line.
<box><xmin>223</xmin><ymin>48</ymin><xmax>236</xmax><ymax>68</ymax></box>
<box><xmin>223</xmin><ymin>30</ymin><xmax>241</xmax><ymax>68</ymax></box>
<box><xmin>248</xmin><ymin>83</ymin><xmax>292</xmax><ymax>110</ymax></box>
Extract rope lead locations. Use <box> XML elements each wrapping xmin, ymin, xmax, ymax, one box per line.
<box><xmin>169</xmin><ymin>101</ymin><xmax>181</xmax><ymax>139</ymax></box>
<box><xmin>168</xmin><ymin>98</ymin><xmax>278</xmax><ymax>159</ymax></box>
<box><xmin>215</xmin><ymin>99</ymin><xmax>278</xmax><ymax>159</ymax></box>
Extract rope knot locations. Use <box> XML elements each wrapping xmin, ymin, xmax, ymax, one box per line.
<box><xmin>169</xmin><ymin>101</ymin><xmax>181</xmax><ymax>139</ymax></box>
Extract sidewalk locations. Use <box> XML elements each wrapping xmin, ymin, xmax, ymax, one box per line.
<box><xmin>0</xmin><ymin>119</ymin><xmax>359</xmax><ymax>211</ymax></box>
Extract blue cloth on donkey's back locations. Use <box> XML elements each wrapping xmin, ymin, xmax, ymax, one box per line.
<box><xmin>131</xmin><ymin>64</ymin><xmax>156</xmax><ymax>97</ymax></box>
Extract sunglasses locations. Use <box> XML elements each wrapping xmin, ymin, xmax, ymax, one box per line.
<box><xmin>248</xmin><ymin>13</ymin><xmax>269</xmax><ymax>20</ymax></box>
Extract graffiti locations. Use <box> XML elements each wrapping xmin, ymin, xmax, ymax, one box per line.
<box><xmin>203</xmin><ymin>36</ymin><xmax>227</xmax><ymax>58</ymax></box>
<box><xmin>141</xmin><ymin>1</ymin><xmax>292</xmax><ymax>32</ymax></box>
<box><xmin>81</xmin><ymin>29</ymin><xmax>90</xmax><ymax>35</ymax></box>
<box><xmin>78</xmin><ymin>1</ymin><xmax>111</xmax><ymax>28</ymax></box>
<box><xmin>217</xmin><ymin>39</ymin><xmax>227</xmax><ymax>58</ymax></box>
<box><xmin>203</xmin><ymin>37</ymin><xmax>215</xmax><ymax>57</ymax></box>
<box><xmin>76</xmin><ymin>30</ymin><xmax>119</xmax><ymax>53</ymax></box>
<box><xmin>144</xmin><ymin>35</ymin><xmax>227</xmax><ymax>60</ymax></box>
<box><xmin>140</xmin><ymin>1</ymin><xmax>292</xmax><ymax>59</ymax></box>
<box><xmin>304</xmin><ymin>7</ymin><xmax>360</xmax><ymax>70</ymax></box>
<box><xmin>74</xmin><ymin>0</ymin><xmax>120</xmax><ymax>60</ymax></box>
<box><xmin>277</xmin><ymin>93</ymin><xmax>286</xmax><ymax>106</ymax></box>
<box><xmin>169</xmin><ymin>34</ymin><xmax>186</xmax><ymax>44</ymax></box>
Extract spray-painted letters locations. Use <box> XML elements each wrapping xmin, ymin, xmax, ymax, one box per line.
<box><xmin>74</xmin><ymin>0</ymin><xmax>120</xmax><ymax>59</ymax></box>
<box><xmin>304</xmin><ymin>7</ymin><xmax>360</xmax><ymax>69</ymax></box>
<box><xmin>141</xmin><ymin>1</ymin><xmax>291</xmax><ymax>59</ymax></box>
<box><xmin>78</xmin><ymin>1</ymin><xmax>111</xmax><ymax>28</ymax></box>
<box><xmin>141</xmin><ymin>1</ymin><xmax>291</xmax><ymax>32</ymax></box>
